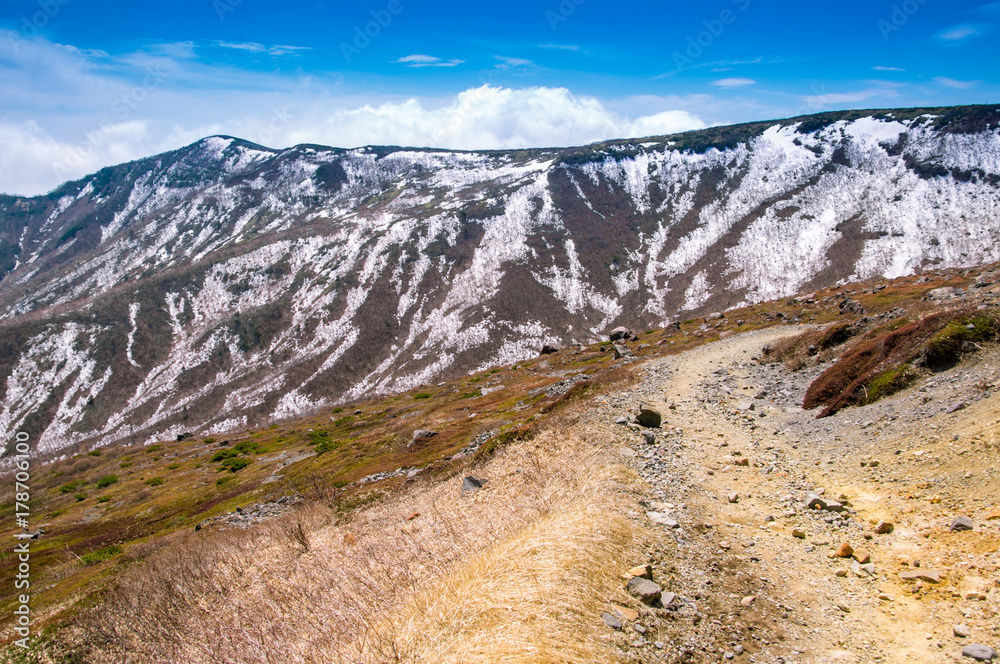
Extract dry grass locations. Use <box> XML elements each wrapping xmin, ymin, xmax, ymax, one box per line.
<box><xmin>53</xmin><ymin>421</ymin><xmax>635</xmax><ymax>664</ymax></box>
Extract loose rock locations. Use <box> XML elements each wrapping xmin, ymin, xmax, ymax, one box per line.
<box><xmin>637</xmin><ymin>403</ymin><xmax>662</xmax><ymax>428</ymax></box>
<box><xmin>951</xmin><ymin>516</ymin><xmax>975</xmax><ymax>532</ymax></box>
<box><xmin>461</xmin><ymin>476</ymin><xmax>488</xmax><ymax>496</ymax></box>
<box><xmin>609</xmin><ymin>326</ymin><xmax>632</xmax><ymax>341</ymax></box>
<box><xmin>626</xmin><ymin>577</ymin><xmax>662</xmax><ymax>605</ymax></box>
<box><xmin>875</xmin><ymin>520</ymin><xmax>895</xmax><ymax>534</ymax></box>
<box><xmin>601</xmin><ymin>612</ymin><xmax>623</xmax><ymax>630</ymax></box>
<box><xmin>962</xmin><ymin>644</ymin><xmax>996</xmax><ymax>662</ymax></box>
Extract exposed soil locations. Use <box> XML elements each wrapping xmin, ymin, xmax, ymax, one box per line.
<box><xmin>586</xmin><ymin>327</ymin><xmax>1000</xmax><ymax>663</ymax></box>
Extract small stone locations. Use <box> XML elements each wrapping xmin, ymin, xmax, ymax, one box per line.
<box><xmin>735</xmin><ymin>457</ymin><xmax>750</xmax><ymax>467</ymax></box>
<box><xmin>875</xmin><ymin>520</ymin><xmax>895</xmax><ymax>534</ymax></box>
<box><xmin>602</xmin><ymin>612</ymin><xmax>623</xmax><ymax>630</ymax></box>
<box><xmin>646</xmin><ymin>512</ymin><xmax>679</xmax><ymax>528</ymax></box>
<box><xmin>806</xmin><ymin>493</ymin><xmax>845</xmax><ymax>512</ymax></box>
<box><xmin>734</xmin><ymin>645</ymin><xmax>744</xmax><ymax>656</ymax></box>
<box><xmin>792</xmin><ymin>528</ymin><xmax>807</xmax><ymax>539</ymax></box>
<box><xmin>660</xmin><ymin>592</ymin><xmax>677</xmax><ymax>607</ymax></box>
<box><xmin>461</xmin><ymin>476</ymin><xmax>488</xmax><ymax>496</ymax></box>
<box><xmin>614</xmin><ymin>605</ymin><xmax>639</xmax><ymax>621</ymax></box>
<box><xmin>626</xmin><ymin>577</ymin><xmax>662</xmax><ymax>605</ymax></box>
<box><xmin>899</xmin><ymin>570</ymin><xmax>942</xmax><ymax>583</ymax></box>
<box><xmin>725</xmin><ymin>652</ymin><xmax>735</xmax><ymax>660</ymax></box>
<box><xmin>852</xmin><ymin>548</ymin><xmax>871</xmax><ymax>564</ymax></box>
<box><xmin>966</xmin><ymin>592</ymin><xmax>987</xmax><ymax>601</ymax></box>
<box><xmin>954</xmin><ymin>624</ymin><xmax>971</xmax><ymax>638</ymax></box>
<box><xmin>878</xmin><ymin>593</ymin><xmax>893</xmax><ymax>601</ymax></box>
<box><xmin>833</xmin><ymin>542</ymin><xmax>854</xmax><ymax>558</ymax></box>
<box><xmin>961</xmin><ymin>644</ymin><xmax>996</xmax><ymax>661</ymax></box>
<box><xmin>740</xmin><ymin>595</ymin><xmax>756</xmax><ymax>607</ymax></box>
<box><xmin>626</xmin><ymin>565</ymin><xmax>653</xmax><ymax>580</ymax></box>
<box><xmin>947</xmin><ymin>401</ymin><xmax>967</xmax><ymax>414</ymax></box>
<box><xmin>951</xmin><ymin>516</ymin><xmax>974</xmax><ymax>532</ymax></box>
<box><xmin>835</xmin><ymin>569</ymin><xmax>848</xmax><ymax>577</ymax></box>
<box><xmin>727</xmin><ymin>493</ymin><xmax>740</xmax><ymax>503</ymax></box>
<box><xmin>836</xmin><ymin>602</ymin><xmax>851</xmax><ymax>613</ymax></box>
<box><xmin>634</xmin><ymin>624</ymin><xmax>647</xmax><ymax>635</ymax></box>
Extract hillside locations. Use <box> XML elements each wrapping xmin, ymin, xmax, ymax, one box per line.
<box><xmin>1</xmin><ymin>105</ymin><xmax>999</xmax><ymax>455</ymax></box>
<box><xmin>1</xmin><ymin>262</ymin><xmax>998</xmax><ymax>663</ymax></box>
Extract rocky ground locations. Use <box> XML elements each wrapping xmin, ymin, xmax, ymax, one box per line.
<box><xmin>585</xmin><ymin>327</ymin><xmax>1000</xmax><ymax>664</ymax></box>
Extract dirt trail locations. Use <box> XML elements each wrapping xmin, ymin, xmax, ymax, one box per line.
<box><xmin>584</xmin><ymin>327</ymin><xmax>1000</xmax><ymax>664</ymax></box>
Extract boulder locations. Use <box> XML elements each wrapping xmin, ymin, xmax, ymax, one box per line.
<box><xmin>637</xmin><ymin>403</ymin><xmax>662</xmax><ymax>428</ymax></box>
<box><xmin>408</xmin><ymin>429</ymin><xmax>438</xmax><ymax>448</ymax></box>
<box><xmin>926</xmin><ymin>287</ymin><xmax>956</xmax><ymax>301</ymax></box>
<box><xmin>540</xmin><ymin>343</ymin><xmax>561</xmax><ymax>355</ymax></box>
<box><xmin>609</xmin><ymin>326</ymin><xmax>632</xmax><ymax>341</ymax></box>
<box><xmin>613</xmin><ymin>344</ymin><xmax>632</xmax><ymax>359</ymax></box>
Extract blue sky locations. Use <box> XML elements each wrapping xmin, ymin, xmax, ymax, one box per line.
<box><xmin>1</xmin><ymin>0</ymin><xmax>998</xmax><ymax>195</ymax></box>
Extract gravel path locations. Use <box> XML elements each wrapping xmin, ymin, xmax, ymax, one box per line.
<box><xmin>583</xmin><ymin>327</ymin><xmax>1000</xmax><ymax>664</ymax></box>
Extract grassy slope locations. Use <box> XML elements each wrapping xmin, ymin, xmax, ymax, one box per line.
<box><xmin>0</xmin><ymin>262</ymin><xmax>994</xmax><ymax>653</ymax></box>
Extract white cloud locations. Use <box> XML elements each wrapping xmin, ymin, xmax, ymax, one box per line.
<box><xmin>872</xmin><ymin>65</ymin><xmax>905</xmax><ymax>72</ymax></box>
<box><xmin>934</xmin><ymin>76</ymin><xmax>982</xmax><ymax>89</ymax></box>
<box><xmin>0</xmin><ymin>83</ymin><xmax>706</xmax><ymax>196</ymax></box>
<box><xmin>285</xmin><ymin>85</ymin><xmax>706</xmax><ymax>150</ymax></box>
<box><xmin>217</xmin><ymin>42</ymin><xmax>311</xmax><ymax>56</ymax></box>
<box><xmin>495</xmin><ymin>56</ymin><xmax>536</xmax><ymax>70</ymax></box>
<box><xmin>937</xmin><ymin>24</ymin><xmax>989</xmax><ymax>42</ymax></box>
<box><xmin>800</xmin><ymin>87</ymin><xmax>899</xmax><ymax>108</ymax></box>
<box><xmin>393</xmin><ymin>54</ymin><xmax>464</xmax><ymax>67</ymax></box>
<box><xmin>712</xmin><ymin>78</ymin><xmax>756</xmax><ymax>88</ymax></box>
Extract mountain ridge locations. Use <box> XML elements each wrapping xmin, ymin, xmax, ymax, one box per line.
<box><xmin>1</xmin><ymin>104</ymin><xmax>999</xmax><ymax>455</ymax></box>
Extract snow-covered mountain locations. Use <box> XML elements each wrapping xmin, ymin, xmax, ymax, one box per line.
<box><xmin>2</xmin><ymin>104</ymin><xmax>999</xmax><ymax>454</ymax></box>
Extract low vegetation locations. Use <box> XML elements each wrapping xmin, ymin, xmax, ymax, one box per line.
<box><xmin>2</xmin><ymin>262</ymin><xmax>997</xmax><ymax>662</ymax></box>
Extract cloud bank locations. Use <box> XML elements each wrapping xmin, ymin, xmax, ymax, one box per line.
<box><xmin>0</xmin><ymin>83</ymin><xmax>705</xmax><ymax>196</ymax></box>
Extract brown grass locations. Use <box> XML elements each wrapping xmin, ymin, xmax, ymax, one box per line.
<box><xmin>54</xmin><ymin>422</ymin><xmax>636</xmax><ymax>664</ymax></box>
<box><xmin>803</xmin><ymin>313</ymin><xmax>952</xmax><ymax>416</ymax></box>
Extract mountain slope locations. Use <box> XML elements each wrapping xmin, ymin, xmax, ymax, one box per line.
<box><xmin>1</xmin><ymin>104</ymin><xmax>999</xmax><ymax>454</ymax></box>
